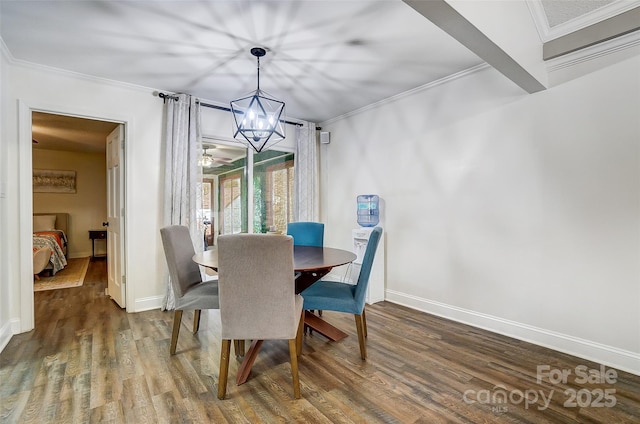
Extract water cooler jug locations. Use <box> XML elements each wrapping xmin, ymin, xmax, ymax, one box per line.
<box><xmin>357</xmin><ymin>194</ymin><xmax>379</xmax><ymax>227</ymax></box>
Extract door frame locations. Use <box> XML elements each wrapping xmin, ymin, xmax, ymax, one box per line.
<box><xmin>17</xmin><ymin>99</ymin><xmax>130</xmax><ymax>331</ymax></box>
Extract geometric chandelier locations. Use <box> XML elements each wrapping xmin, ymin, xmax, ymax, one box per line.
<box><xmin>230</xmin><ymin>47</ymin><xmax>286</xmax><ymax>153</ymax></box>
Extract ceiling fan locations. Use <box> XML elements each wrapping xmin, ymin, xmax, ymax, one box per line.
<box><xmin>200</xmin><ymin>147</ymin><xmax>232</xmax><ymax>168</ymax></box>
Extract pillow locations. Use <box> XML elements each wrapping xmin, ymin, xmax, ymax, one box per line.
<box><xmin>33</xmin><ymin>215</ymin><xmax>56</xmax><ymax>232</ymax></box>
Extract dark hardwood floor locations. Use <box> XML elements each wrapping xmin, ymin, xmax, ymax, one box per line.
<box><xmin>1</xmin><ymin>259</ymin><xmax>639</xmax><ymax>423</ymax></box>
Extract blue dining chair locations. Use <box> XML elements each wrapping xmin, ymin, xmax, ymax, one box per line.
<box><xmin>286</xmin><ymin>221</ymin><xmax>325</xmax><ymax>321</ymax></box>
<box><xmin>300</xmin><ymin>227</ymin><xmax>382</xmax><ymax>359</ymax></box>
<box><xmin>286</xmin><ymin>222</ymin><xmax>324</xmax><ymax>247</ymax></box>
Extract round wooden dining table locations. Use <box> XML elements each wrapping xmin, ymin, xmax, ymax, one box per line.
<box><xmin>192</xmin><ymin>244</ymin><xmax>357</xmax><ymax>385</ymax></box>
<box><xmin>192</xmin><ymin>245</ymin><xmax>356</xmax><ymax>294</ymax></box>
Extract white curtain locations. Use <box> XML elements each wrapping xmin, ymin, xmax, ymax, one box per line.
<box><xmin>162</xmin><ymin>94</ymin><xmax>203</xmax><ymax>310</ymax></box>
<box><xmin>293</xmin><ymin>121</ymin><xmax>319</xmax><ymax>221</ymax></box>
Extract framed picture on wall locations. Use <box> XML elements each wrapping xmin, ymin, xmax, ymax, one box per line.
<box><xmin>33</xmin><ymin>169</ymin><xmax>77</xmax><ymax>193</ymax></box>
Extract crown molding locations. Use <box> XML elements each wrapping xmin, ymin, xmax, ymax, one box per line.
<box><xmin>546</xmin><ymin>28</ymin><xmax>640</xmax><ymax>72</ymax></box>
<box><xmin>527</xmin><ymin>0</ymin><xmax>640</xmax><ymax>42</ymax></box>
<box><xmin>1</xmin><ymin>37</ymin><xmax>15</xmax><ymax>63</ymax></box>
<box><xmin>526</xmin><ymin>0</ymin><xmax>551</xmax><ymax>43</ymax></box>
<box><xmin>7</xmin><ymin>53</ymin><xmax>159</xmax><ymax>95</ymax></box>
<box><xmin>321</xmin><ymin>62</ymin><xmax>490</xmax><ymax>125</ymax></box>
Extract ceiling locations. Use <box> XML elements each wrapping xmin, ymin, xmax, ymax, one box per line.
<box><xmin>542</xmin><ymin>0</ymin><xmax>615</xmax><ymax>28</ymax></box>
<box><xmin>31</xmin><ymin>112</ymin><xmax>119</xmax><ymax>154</ymax></box>
<box><xmin>2</xmin><ymin>0</ymin><xmax>633</xmax><ymax>153</ymax></box>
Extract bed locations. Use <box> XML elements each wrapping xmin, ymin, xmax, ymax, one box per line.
<box><xmin>33</xmin><ymin>213</ymin><xmax>69</xmax><ymax>275</ymax></box>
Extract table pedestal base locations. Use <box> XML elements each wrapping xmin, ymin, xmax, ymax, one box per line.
<box><xmin>236</xmin><ymin>340</ymin><xmax>263</xmax><ymax>385</ymax></box>
<box><xmin>235</xmin><ymin>313</ymin><xmax>348</xmax><ymax>386</ymax></box>
<box><xmin>304</xmin><ymin>311</ymin><xmax>348</xmax><ymax>341</ymax></box>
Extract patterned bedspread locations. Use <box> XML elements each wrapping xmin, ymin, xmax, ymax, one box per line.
<box><xmin>34</xmin><ymin>230</ymin><xmax>66</xmax><ymax>250</ymax></box>
<box><xmin>33</xmin><ymin>234</ymin><xmax>67</xmax><ymax>274</ymax></box>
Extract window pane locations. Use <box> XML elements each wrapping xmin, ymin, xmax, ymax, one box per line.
<box><xmin>201</xmin><ymin>143</ymin><xmax>247</xmax><ymax>242</ymax></box>
<box><xmin>200</xmin><ymin>142</ymin><xmax>294</xmax><ymax>238</ymax></box>
<box><xmin>221</xmin><ymin>174</ymin><xmax>242</xmax><ymax>234</ymax></box>
<box><xmin>253</xmin><ymin>149</ymin><xmax>294</xmax><ymax>233</ymax></box>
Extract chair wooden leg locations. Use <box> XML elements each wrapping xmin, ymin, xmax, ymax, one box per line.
<box><xmin>218</xmin><ymin>339</ymin><xmax>231</xmax><ymax>399</ymax></box>
<box><xmin>170</xmin><ymin>310</ymin><xmax>183</xmax><ymax>355</ymax></box>
<box><xmin>296</xmin><ymin>311</ymin><xmax>304</xmax><ymax>355</ymax></box>
<box><xmin>288</xmin><ymin>339</ymin><xmax>301</xmax><ymax>399</ymax></box>
<box><xmin>304</xmin><ymin>310</ymin><xmax>311</xmax><ymax>335</ymax></box>
<box><xmin>362</xmin><ymin>307</ymin><xmax>368</xmax><ymax>338</ymax></box>
<box><xmin>193</xmin><ymin>309</ymin><xmax>201</xmax><ymax>334</ymax></box>
<box><xmin>354</xmin><ymin>314</ymin><xmax>367</xmax><ymax>360</ymax></box>
<box><xmin>234</xmin><ymin>339</ymin><xmax>245</xmax><ymax>356</ymax></box>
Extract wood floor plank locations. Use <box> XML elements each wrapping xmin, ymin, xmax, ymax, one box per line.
<box><xmin>114</xmin><ymin>329</ymin><xmax>145</xmax><ymax>382</ymax></box>
<box><xmin>120</xmin><ymin>375</ymin><xmax>154</xmax><ymax>413</ymax></box>
<box><xmin>89</xmin><ymin>399</ymin><xmax>126</xmax><ymax>423</ymax></box>
<box><xmin>1</xmin><ymin>259</ymin><xmax>639</xmax><ymax>423</ymax></box>
<box><xmin>0</xmin><ymin>391</ymin><xmax>30</xmax><ymax>423</ymax></box>
<box><xmin>17</xmin><ymin>384</ymin><xmax>45</xmax><ymax>424</ymax></box>
<box><xmin>150</xmin><ymin>390</ymin><xmax>189</xmax><ymax>424</ymax></box>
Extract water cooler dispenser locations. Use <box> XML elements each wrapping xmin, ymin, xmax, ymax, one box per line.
<box><xmin>324</xmin><ymin>195</ymin><xmax>385</xmax><ymax>303</ymax></box>
<box><xmin>352</xmin><ymin>227</ymin><xmax>385</xmax><ymax>304</ymax></box>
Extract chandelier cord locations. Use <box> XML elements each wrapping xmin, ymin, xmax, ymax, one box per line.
<box><xmin>256</xmin><ymin>56</ymin><xmax>261</xmax><ymax>92</ymax></box>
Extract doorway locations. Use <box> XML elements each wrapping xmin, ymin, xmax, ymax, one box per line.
<box><xmin>19</xmin><ymin>102</ymin><xmax>129</xmax><ymax>331</ymax></box>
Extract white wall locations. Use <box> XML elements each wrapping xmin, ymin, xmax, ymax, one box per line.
<box><xmin>33</xmin><ymin>149</ymin><xmax>107</xmax><ymax>258</ymax></box>
<box><xmin>0</xmin><ymin>60</ymin><xmax>166</xmax><ymax>330</ymax></box>
<box><xmin>319</xmin><ymin>57</ymin><xmax>640</xmax><ymax>374</ymax></box>
<box><xmin>0</xmin><ymin>42</ymin><xmax>11</xmax><ymax>350</ymax></box>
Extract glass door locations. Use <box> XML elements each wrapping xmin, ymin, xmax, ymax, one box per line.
<box><xmin>201</xmin><ymin>143</ymin><xmax>247</xmax><ymax>245</ymax></box>
<box><xmin>200</xmin><ymin>141</ymin><xmax>295</xmax><ymax>240</ymax></box>
<box><xmin>252</xmin><ymin>149</ymin><xmax>295</xmax><ymax>234</ymax></box>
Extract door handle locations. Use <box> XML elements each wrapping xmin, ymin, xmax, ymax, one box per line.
<box><xmin>102</xmin><ymin>222</ymin><xmax>109</xmax><ymax>227</ymax></box>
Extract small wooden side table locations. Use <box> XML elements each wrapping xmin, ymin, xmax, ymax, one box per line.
<box><xmin>88</xmin><ymin>230</ymin><xmax>107</xmax><ymax>260</ymax></box>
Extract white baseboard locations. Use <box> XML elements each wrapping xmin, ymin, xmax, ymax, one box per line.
<box><xmin>385</xmin><ymin>290</ymin><xmax>640</xmax><ymax>376</ymax></box>
<box><xmin>133</xmin><ymin>295</ymin><xmax>164</xmax><ymax>313</ymax></box>
<box><xmin>0</xmin><ymin>318</ymin><xmax>20</xmax><ymax>353</ymax></box>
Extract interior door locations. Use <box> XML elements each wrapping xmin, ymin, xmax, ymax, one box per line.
<box><xmin>106</xmin><ymin>125</ymin><xmax>125</xmax><ymax>308</ymax></box>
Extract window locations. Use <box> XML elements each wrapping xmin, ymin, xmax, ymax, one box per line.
<box><xmin>201</xmin><ymin>143</ymin><xmax>247</xmax><ymax>243</ymax></box>
<box><xmin>253</xmin><ymin>150</ymin><xmax>294</xmax><ymax>233</ymax></box>
<box><xmin>220</xmin><ymin>172</ymin><xmax>244</xmax><ymax>234</ymax></box>
<box><xmin>200</xmin><ymin>141</ymin><xmax>294</xmax><ymax>243</ymax></box>
<box><xmin>201</xmin><ymin>179</ymin><xmax>214</xmax><ymax>246</ymax></box>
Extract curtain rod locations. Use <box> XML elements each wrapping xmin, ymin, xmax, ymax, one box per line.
<box><xmin>157</xmin><ymin>91</ymin><xmax>304</xmax><ymax>127</ymax></box>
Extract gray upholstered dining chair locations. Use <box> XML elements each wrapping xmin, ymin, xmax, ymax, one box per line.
<box><xmin>160</xmin><ymin>225</ymin><xmax>219</xmax><ymax>355</ymax></box>
<box><xmin>216</xmin><ymin>233</ymin><xmax>304</xmax><ymax>400</ymax></box>
<box><xmin>300</xmin><ymin>227</ymin><xmax>382</xmax><ymax>360</ymax></box>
